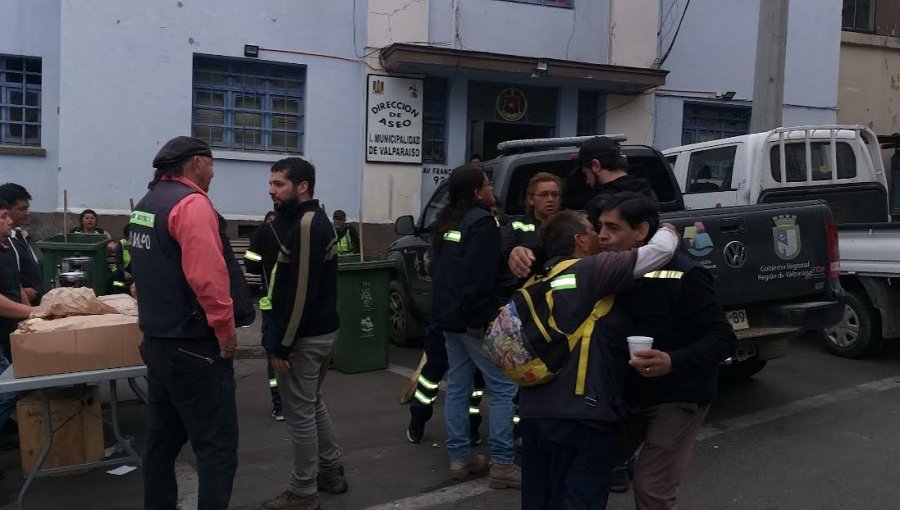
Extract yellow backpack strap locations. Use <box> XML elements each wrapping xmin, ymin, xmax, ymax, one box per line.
<box><xmin>518</xmin><ymin>288</ymin><xmax>553</xmax><ymax>343</ymax></box>
<box><xmin>570</xmin><ymin>295</ymin><xmax>615</xmax><ymax>396</ymax></box>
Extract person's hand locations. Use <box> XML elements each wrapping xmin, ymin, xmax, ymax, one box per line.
<box><xmin>466</xmin><ymin>327</ymin><xmax>486</xmax><ymax>339</ymax></box>
<box><xmin>219</xmin><ymin>334</ymin><xmax>237</xmax><ymax>359</ymax></box>
<box><xmin>107</xmin><ymin>242</ymin><xmax>117</xmax><ymax>253</ymax></box>
<box><xmin>130</xmin><ymin>283</ymin><xmax>137</xmax><ymax>299</ymax></box>
<box><xmin>660</xmin><ymin>223</ymin><xmax>678</xmax><ymax>235</ymax></box>
<box><xmin>23</xmin><ymin>287</ymin><xmax>37</xmax><ymax>303</ymax></box>
<box><xmin>509</xmin><ymin>247</ymin><xmax>536</xmax><ymax>278</ymax></box>
<box><xmin>629</xmin><ymin>349</ymin><xmax>672</xmax><ymax>378</ymax></box>
<box><xmin>124</xmin><ymin>271</ymin><xmax>131</xmax><ymax>279</ymax></box>
<box><xmin>271</xmin><ymin>356</ymin><xmax>291</xmax><ymax>374</ymax></box>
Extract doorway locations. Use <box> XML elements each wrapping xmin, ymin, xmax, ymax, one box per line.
<box><xmin>472</xmin><ymin>121</ymin><xmax>555</xmax><ymax>160</ymax></box>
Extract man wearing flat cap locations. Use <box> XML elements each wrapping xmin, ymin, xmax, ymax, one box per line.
<box><xmin>130</xmin><ymin>136</ymin><xmax>254</xmax><ymax>509</ymax></box>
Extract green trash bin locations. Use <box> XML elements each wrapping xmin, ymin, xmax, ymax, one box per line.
<box><xmin>35</xmin><ymin>234</ymin><xmax>113</xmax><ymax>296</ymax></box>
<box><xmin>332</xmin><ymin>259</ymin><xmax>395</xmax><ymax>374</ymax></box>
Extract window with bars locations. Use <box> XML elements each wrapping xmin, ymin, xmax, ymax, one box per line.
<box><xmin>842</xmin><ymin>0</ymin><xmax>875</xmax><ymax>32</ymax></box>
<box><xmin>192</xmin><ymin>56</ymin><xmax>306</xmax><ymax>153</ymax></box>
<box><xmin>496</xmin><ymin>0</ymin><xmax>574</xmax><ymax>7</ymax></box>
<box><xmin>577</xmin><ymin>90</ymin><xmax>603</xmax><ymax>136</ymax></box>
<box><xmin>423</xmin><ymin>78</ymin><xmax>448</xmax><ymax>164</ymax></box>
<box><xmin>0</xmin><ymin>56</ymin><xmax>41</xmax><ymax>147</ymax></box>
<box><xmin>681</xmin><ymin>102</ymin><xmax>751</xmax><ymax>145</ymax></box>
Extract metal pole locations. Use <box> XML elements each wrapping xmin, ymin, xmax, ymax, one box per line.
<box><xmin>750</xmin><ymin>0</ymin><xmax>790</xmax><ymax>132</ymax></box>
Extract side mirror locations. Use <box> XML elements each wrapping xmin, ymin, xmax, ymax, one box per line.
<box><xmin>394</xmin><ymin>215</ymin><xmax>416</xmax><ymax>236</ymax></box>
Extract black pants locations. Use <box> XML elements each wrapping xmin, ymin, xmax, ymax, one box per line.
<box><xmin>410</xmin><ymin>325</ymin><xmax>485</xmax><ymax>424</ymax></box>
<box><xmin>140</xmin><ymin>336</ymin><xmax>238</xmax><ymax>510</ymax></box>
<box><xmin>521</xmin><ymin>418</ymin><xmax>618</xmax><ymax>510</ymax></box>
<box><xmin>261</xmin><ymin>311</ymin><xmax>282</xmax><ymax>410</ymax></box>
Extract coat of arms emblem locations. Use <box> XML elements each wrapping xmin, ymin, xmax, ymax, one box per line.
<box><xmin>773</xmin><ymin>214</ymin><xmax>801</xmax><ymax>260</ymax></box>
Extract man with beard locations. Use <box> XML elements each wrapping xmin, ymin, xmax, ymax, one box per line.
<box><xmin>0</xmin><ymin>183</ymin><xmax>42</xmax><ymax>304</ymax></box>
<box><xmin>508</xmin><ymin>137</ymin><xmax>656</xmax><ymax>280</ymax></box>
<box><xmin>261</xmin><ymin>158</ymin><xmax>346</xmax><ymax>510</ymax></box>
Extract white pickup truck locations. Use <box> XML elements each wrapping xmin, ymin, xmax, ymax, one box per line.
<box><xmin>663</xmin><ymin>125</ymin><xmax>900</xmax><ymax>358</ymax></box>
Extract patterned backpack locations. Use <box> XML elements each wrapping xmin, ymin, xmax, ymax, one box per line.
<box><xmin>484</xmin><ymin>259</ymin><xmax>614</xmax><ymax>394</ymax></box>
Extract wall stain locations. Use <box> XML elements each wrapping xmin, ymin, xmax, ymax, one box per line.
<box><xmin>188</xmin><ymin>37</ymin><xmax>196</xmax><ymax>45</ymax></box>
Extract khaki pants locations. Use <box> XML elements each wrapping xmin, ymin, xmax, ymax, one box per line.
<box><xmin>624</xmin><ymin>402</ymin><xmax>709</xmax><ymax>510</ymax></box>
<box><xmin>276</xmin><ymin>332</ymin><xmax>343</xmax><ymax>496</ymax></box>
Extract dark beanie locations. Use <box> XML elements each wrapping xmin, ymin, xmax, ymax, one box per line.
<box><xmin>577</xmin><ymin>136</ymin><xmax>621</xmax><ymax>166</ymax></box>
<box><xmin>152</xmin><ymin>136</ymin><xmax>213</xmax><ymax>168</ymax></box>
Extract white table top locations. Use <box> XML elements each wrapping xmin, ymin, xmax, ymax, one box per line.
<box><xmin>0</xmin><ymin>365</ymin><xmax>147</xmax><ymax>392</ymax></box>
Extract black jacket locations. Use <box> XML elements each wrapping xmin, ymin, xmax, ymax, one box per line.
<box><xmin>585</xmin><ymin>174</ymin><xmax>658</xmax><ymax>227</ymax></box>
<box><xmin>9</xmin><ymin>228</ymin><xmax>42</xmax><ymax>303</ymax></box>
<box><xmin>622</xmin><ymin>253</ymin><xmax>736</xmax><ymax>407</ymax></box>
<box><xmin>267</xmin><ymin>200</ymin><xmax>339</xmax><ymax>358</ymax></box>
<box><xmin>431</xmin><ymin>205</ymin><xmax>502</xmax><ymax>332</ymax></box>
<box><xmin>245</xmin><ymin>219</ymin><xmax>289</xmax><ymax>296</ymax></box>
<box><xmin>519</xmin><ymin>251</ymin><xmax>639</xmax><ymax>426</ymax></box>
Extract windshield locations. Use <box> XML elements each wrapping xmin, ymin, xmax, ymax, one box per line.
<box><xmin>421</xmin><ymin>183</ymin><xmax>449</xmax><ymax>232</ymax></box>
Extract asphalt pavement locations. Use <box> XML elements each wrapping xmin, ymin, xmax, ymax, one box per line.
<box><xmin>3</xmin><ymin>330</ymin><xmax>900</xmax><ymax>509</ymax></box>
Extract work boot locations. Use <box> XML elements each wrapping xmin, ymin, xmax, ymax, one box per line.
<box><xmin>271</xmin><ymin>407</ymin><xmax>284</xmax><ymax>422</ymax></box>
<box><xmin>407</xmin><ymin>417</ymin><xmax>425</xmax><ymax>444</ymax></box>
<box><xmin>260</xmin><ymin>490</ymin><xmax>319</xmax><ymax>510</ymax></box>
<box><xmin>489</xmin><ymin>463</ymin><xmax>522</xmax><ymax>489</ymax></box>
<box><xmin>317</xmin><ymin>464</ymin><xmax>349</xmax><ymax>495</ymax></box>
<box><xmin>450</xmin><ymin>454</ymin><xmax>488</xmax><ymax>480</ymax></box>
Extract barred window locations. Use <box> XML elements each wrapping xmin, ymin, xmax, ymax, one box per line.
<box><xmin>423</xmin><ymin>78</ymin><xmax>448</xmax><ymax>164</ymax></box>
<box><xmin>0</xmin><ymin>56</ymin><xmax>41</xmax><ymax>146</ymax></box>
<box><xmin>577</xmin><ymin>90</ymin><xmax>603</xmax><ymax>136</ymax></box>
<box><xmin>192</xmin><ymin>56</ymin><xmax>306</xmax><ymax>153</ymax></box>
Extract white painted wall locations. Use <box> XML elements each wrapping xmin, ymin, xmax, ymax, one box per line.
<box><xmin>429</xmin><ymin>0</ymin><xmax>611</xmax><ymax>64</ymax></box>
<box><xmin>368</xmin><ymin>0</ymin><xmax>430</xmax><ymax>49</ymax></box>
<box><xmin>838</xmin><ymin>32</ymin><xmax>900</xmax><ymax>134</ymax></box>
<box><xmin>0</xmin><ymin>0</ymin><xmax>61</xmax><ymax>213</ymax></box>
<box><xmin>609</xmin><ymin>0</ymin><xmax>658</xmax><ymax>68</ymax></box>
<box><xmin>606</xmin><ymin>93</ymin><xmax>655</xmax><ymax>146</ymax></box>
<box><xmin>653</xmin><ymin>0</ymin><xmax>840</xmax><ymax>148</ymax></box>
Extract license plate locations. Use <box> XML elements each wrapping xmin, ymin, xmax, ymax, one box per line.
<box><xmin>726</xmin><ymin>310</ymin><xmax>749</xmax><ymax>331</ymax></box>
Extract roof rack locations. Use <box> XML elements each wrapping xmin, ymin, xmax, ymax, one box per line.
<box><xmin>496</xmin><ymin>134</ymin><xmax>627</xmax><ymax>155</ymax></box>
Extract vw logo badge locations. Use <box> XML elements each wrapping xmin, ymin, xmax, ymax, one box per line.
<box><xmin>723</xmin><ymin>241</ymin><xmax>747</xmax><ymax>269</ymax></box>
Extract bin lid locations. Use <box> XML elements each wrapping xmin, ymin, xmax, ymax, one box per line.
<box><xmin>36</xmin><ymin>234</ymin><xmax>111</xmax><ymax>250</ymax></box>
<box><xmin>337</xmin><ymin>259</ymin><xmax>396</xmax><ymax>272</ymax></box>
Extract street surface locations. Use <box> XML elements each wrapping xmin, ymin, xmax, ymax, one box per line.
<box><xmin>2</xmin><ymin>329</ymin><xmax>900</xmax><ymax>509</ymax></box>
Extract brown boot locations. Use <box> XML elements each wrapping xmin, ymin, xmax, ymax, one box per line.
<box><xmin>260</xmin><ymin>490</ymin><xmax>320</xmax><ymax>510</ymax></box>
<box><xmin>449</xmin><ymin>454</ymin><xmax>488</xmax><ymax>480</ymax></box>
<box><xmin>489</xmin><ymin>463</ymin><xmax>521</xmax><ymax>489</ymax></box>
<box><xmin>317</xmin><ymin>464</ymin><xmax>349</xmax><ymax>495</ymax></box>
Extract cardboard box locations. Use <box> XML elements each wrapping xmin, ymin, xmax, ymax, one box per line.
<box><xmin>10</xmin><ymin>321</ymin><xmax>143</xmax><ymax>378</ymax></box>
<box><xmin>17</xmin><ymin>386</ymin><xmax>104</xmax><ymax>477</ymax></box>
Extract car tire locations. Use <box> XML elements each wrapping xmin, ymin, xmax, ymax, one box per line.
<box><xmin>720</xmin><ymin>359</ymin><xmax>768</xmax><ymax>381</ymax></box>
<box><xmin>389</xmin><ymin>280</ymin><xmax>422</xmax><ymax>347</ymax></box>
<box><xmin>820</xmin><ymin>289</ymin><xmax>883</xmax><ymax>359</ymax></box>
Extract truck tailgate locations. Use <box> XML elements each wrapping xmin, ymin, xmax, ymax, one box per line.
<box><xmin>837</xmin><ymin>223</ymin><xmax>900</xmax><ymax>276</ymax></box>
<box><xmin>662</xmin><ymin>201</ymin><xmax>831</xmax><ymax>307</ymax></box>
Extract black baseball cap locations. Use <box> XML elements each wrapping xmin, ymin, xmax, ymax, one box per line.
<box><xmin>577</xmin><ymin>136</ymin><xmax>621</xmax><ymax>166</ymax></box>
<box><xmin>152</xmin><ymin>136</ymin><xmax>213</xmax><ymax>168</ymax></box>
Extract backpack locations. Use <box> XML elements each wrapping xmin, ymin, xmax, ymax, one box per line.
<box><xmin>483</xmin><ymin>259</ymin><xmax>614</xmax><ymax>395</ymax></box>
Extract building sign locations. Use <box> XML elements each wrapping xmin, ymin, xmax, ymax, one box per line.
<box><xmin>496</xmin><ymin>87</ymin><xmax>528</xmax><ymax>122</ymax></box>
<box><xmin>366</xmin><ymin>75</ymin><xmax>424</xmax><ymax>164</ymax></box>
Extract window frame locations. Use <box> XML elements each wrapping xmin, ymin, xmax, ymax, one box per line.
<box><xmin>0</xmin><ymin>55</ymin><xmax>42</xmax><ymax>147</ymax></box>
<box><xmin>681</xmin><ymin>102</ymin><xmax>751</xmax><ymax>146</ymax></box>
<box><xmin>576</xmin><ymin>90</ymin><xmax>604</xmax><ymax>137</ymax></box>
<box><xmin>191</xmin><ymin>56</ymin><xmax>306</xmax><ymax>154</ymax></box>
<box><xmin>422</xmin><ymin>77</ymin><xmax>449</xmax><ymax>165</ymax></box>
<box><xmin>684</xmin><ymin>145</ymin><xmax>738</xmax><ymax>194</ymax></box>
<box><xmin>842</xmin><ymin>0</ymin><xmax>876</xmax><ymax>33</ymax></box>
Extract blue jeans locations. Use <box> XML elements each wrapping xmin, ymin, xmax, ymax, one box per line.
<box><xmin>444</xmin><ymin>330</ymin><xmax>517</xmax><ymax>464</ymax></box>
<box><xmin>0</xmin><ymin>351</ymin><xmax>17</xmax><ymax>429</ymax></box>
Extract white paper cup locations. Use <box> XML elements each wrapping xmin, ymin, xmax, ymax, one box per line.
<box><xmin>627</xmin><ymin>336</ymin><xmax>654</xmax><ymax>360</ymax></box>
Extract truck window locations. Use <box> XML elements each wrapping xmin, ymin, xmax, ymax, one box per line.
<box><xmin>685</xmin><ymin>146</ymin><xmax>737</xmax><ymax>193</ymax></box>
<box><xmin>770</xmin><ymin>142</ymin><xmax>857</xmax><ymax>182</ymax></box>
<box><xmin>422</xmin><ymin>184</ymin><xmax>449</xmax><ymax>232</ymax></box>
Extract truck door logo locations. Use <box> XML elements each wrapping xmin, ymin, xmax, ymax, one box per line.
<box><xmin>723</xmin><ymin>241</ymin><xmax>747</xmax><ymax>268</ymax></box>
<box><xmin>773</xmin><ymin>215</ymin><xmax>801</xmax><ymax>260</ymax></box>
<box><xmin>683</xmin><ymin>221</ymin><xmax>714</xmax><ymax>257</ymax></box>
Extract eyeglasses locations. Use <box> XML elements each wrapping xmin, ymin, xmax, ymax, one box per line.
<box><xmin>532</xmin><ymin>191</ymin><xmax>561</xmax><ymax>199</ymax></box>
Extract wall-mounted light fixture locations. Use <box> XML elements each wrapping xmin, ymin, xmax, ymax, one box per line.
<box><xmin>718</xmin><ymin>90</ymin><xmax>737</xmax><ymax>101</ymax></box>
<box><xmin>244</xmin><ymin>45</ymin><xmax>260</xmax><ymax>58</ymax></box>
<box><xmin>532</xmin><ymin>59</ymin><xmax>549</xmax><ymax>78</ymax></box>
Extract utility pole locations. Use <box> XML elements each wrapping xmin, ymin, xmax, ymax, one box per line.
<box><xmin>750</xmin><ymin>0</ymin><xmax>789</xmax><ymax>132</ymax></box>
